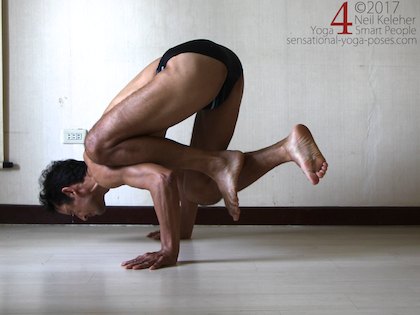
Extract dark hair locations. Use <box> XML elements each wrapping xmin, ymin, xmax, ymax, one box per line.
<box><xmin>39</xmin><ymin>159</ymin><xmax>87</xmax><ymax>212</ymax></box>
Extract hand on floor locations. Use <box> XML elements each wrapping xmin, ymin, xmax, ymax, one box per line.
<box><xmin>121</xmin><ymin>250</ymin><xmax>177</xmax><ymax>270</ymax></box>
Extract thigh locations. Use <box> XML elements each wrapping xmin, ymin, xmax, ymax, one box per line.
<box><xmin>182</xmin><ymin>75</ymin><xmax>244</xmax><ymax>203</ymax></box>
<box><xmin>190</xmin><ymin>75</ymin><xmax>244</xmax><ymax>151</ymax></box>
<box><xmin>90</xmin><ymin>53</ymin><xmax>228</xmax><ymax>147</ymax></box>
<box><xmin>104</xmin><ymin>58</ymin><xmax>161</xmax><ymax>114</ymax></box>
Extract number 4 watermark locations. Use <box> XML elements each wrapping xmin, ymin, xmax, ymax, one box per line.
<box><xmin>331</xmin><ymin>2</ymin><xmax>353</xmax><ymax>34</ymax></box>
<box><xmin>331</xmin><ymin>1</ymin><xmax>404</xmax><ymax>35</ymax></box>
<box><xmin>286</xmin><ymin>1</ymin><xmax>417</xmax><ymax>47</ymax></box>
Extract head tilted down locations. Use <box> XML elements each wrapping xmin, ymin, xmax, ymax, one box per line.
<box><xmin>39</xmin><ymin>159</ymin><xmax>107</xmax><ymax>221</ymax></box>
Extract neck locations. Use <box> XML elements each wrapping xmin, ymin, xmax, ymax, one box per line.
<box><xmin>84</xmin><ymin>171</ymin><xmax>110</xmax><ymax>195</ymax></box>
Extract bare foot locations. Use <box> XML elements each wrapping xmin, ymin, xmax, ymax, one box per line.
<box><xmin>208</xmin><ymin>150</ymin><xmax>244</xmax><ymax>221</ymax></box>
<box><xmin>285</xmin><ymin>124</ymin><xmax>328</xmax><ymax>185</ymax></box>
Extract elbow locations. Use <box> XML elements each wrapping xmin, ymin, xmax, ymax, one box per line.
<box><xmin>150</xmin><ymin>169</ymin><xmax>178</xmax><ymax>193</ymax></box>
<box><xmin>155</xmin><ymin>169</ymin><xmax>177</xmax><ymax>187</ymax></box>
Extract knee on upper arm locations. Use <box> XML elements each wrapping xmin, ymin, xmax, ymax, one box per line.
<box><xmin>84</xmin><ymin>130</ymin><xmax>114</xmax><ymax>165</ymax></box>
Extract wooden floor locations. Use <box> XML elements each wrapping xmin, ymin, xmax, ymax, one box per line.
<box><xmin>1</xmin><ymin>225</ymin><xmax>420</xmax><ymax>315</ymax></box>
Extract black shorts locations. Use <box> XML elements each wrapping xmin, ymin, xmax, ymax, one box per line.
<box><xmin>156</xmin><ymin>39</ymin><xmax>243</xmax><ymax>110</ymax></box>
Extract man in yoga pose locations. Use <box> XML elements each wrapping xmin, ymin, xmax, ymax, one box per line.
<box><xmin>40</xmin><ymin>40</ymin><xmax>328</xmax><ymax>270</ymax></box>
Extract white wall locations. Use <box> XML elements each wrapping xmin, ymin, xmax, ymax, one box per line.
<box><xmin>0</xmin><ymin>0</ymin><xmax>419</xmax><ymax>207</ymax></box>
<box><xmin>0</xmin><ymin>2</ymin><xmax>3</xmax><ymax>164</ymax></box>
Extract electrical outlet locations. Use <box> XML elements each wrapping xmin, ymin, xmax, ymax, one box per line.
<box><xmin>61</xmin><ymin>129</ymin><xmax>87</xmax><ymax>144</ymax></box>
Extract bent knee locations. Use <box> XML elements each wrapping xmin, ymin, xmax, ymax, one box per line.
<box><xmin>84</xmin><ymin>132</ymin><xmax>103</xmax><ymax>164</ymax></box>
<box><xmin>84</xmin><ymin>130</ymin><xmax>114</xmax><ymax>165</ymax></box>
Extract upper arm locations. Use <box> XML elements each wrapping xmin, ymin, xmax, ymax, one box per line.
<box><xmin>120</xmin><ymin>163</ymin><xmax>175</xmax><ymax>191</ymax></box>
<box><xmin>84</xmin><ymin>151</ymin><xmax>172</xmax><ymax>190</ymax></box>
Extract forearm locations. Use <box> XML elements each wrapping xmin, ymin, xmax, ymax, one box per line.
<box><xmin>85</xmin><ymin>152</ymin><xmax>181</xmax><ymax>267</ymax></box>
<box><xmin>116</xmin><ymin>162</ymin><xmax>182</xmax><ymax>254</ymax></box>
<box><xmin>122</xmin><ymin>162</ymin><xmax>181</xmax><ymax>257</ymax></box>
<box><xmin>121</xmin><ymin>173</ymin><xmax>181</xmax><ymax>270</ymax></box>
<box><xmin>149</xmin><ymin>171</ymin><xmax>181</xmax><ymax>256</ymax></box>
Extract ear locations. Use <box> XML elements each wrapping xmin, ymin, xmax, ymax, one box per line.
<box><xmin>61</xmin><ymin>187</ymin><xmax>77</xmax><ymax>199</ymax></box>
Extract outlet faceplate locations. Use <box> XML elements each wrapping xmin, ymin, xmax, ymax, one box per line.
<box><xmin>61</xmin><ymin>129</ymin><xmax>87</xmax><ymax>144</ymax></box>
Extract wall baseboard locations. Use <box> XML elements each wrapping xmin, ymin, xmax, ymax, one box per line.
<box><xmin>1</xmin><ymin>204</ymin><xmax>419</xmax><ymax>225</ymax></box>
